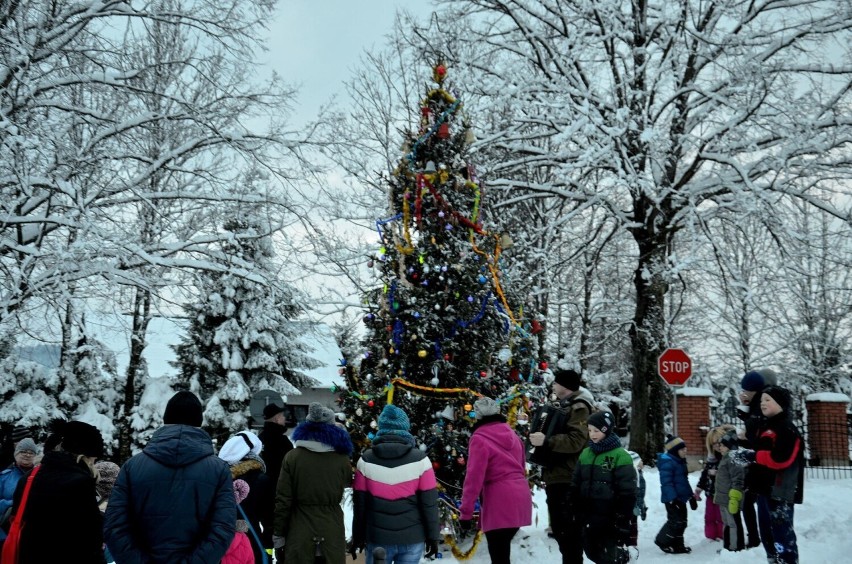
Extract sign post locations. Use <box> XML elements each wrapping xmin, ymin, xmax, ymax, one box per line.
<box><xmin>658</xmin><ymin>348</ymin><xmax>693</xmax><ymax>435</ymax></box>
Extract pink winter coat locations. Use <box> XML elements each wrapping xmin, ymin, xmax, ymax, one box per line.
<box><xmin>459</xmin><ymin>418</ymin><xmax>533</xmax><ymax>532</ymax></box>
<box><xmin>221</xmin><ymin>531</ymin><xmax>254</xmax><ymax>564</ymax></box>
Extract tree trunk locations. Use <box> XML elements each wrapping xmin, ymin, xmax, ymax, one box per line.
<box><xmin>628</xmin><ymin>233</ymin><xmax>670</xmax><ymax>462</ymax></box>
<box><xmin>118</xmin><ymin>288</ymin><xmax>151</xmax><ymax>462</ymax></box>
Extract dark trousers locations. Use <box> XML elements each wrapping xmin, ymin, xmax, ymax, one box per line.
<box><xmin>655</xmin><ymin>501</ymin><xmax>688</xmax><ymax>550</ymax></box>
<box><xmin>743</xmin><ymin>490</ymin><xmax>761</xmax><ymax>546</ymax></box>
<box><xmin>546</xmin><ymin>483</ymin><xmax>583</xmax><ymax>564</ymax></box>
<box><xmin>756</xmin><ymin>495</ymin><xmax>778</xmax><ymax>559</ymax></box>
<box><xmin>758</xmin><ymin>496</ymin><xmax>799</xmax><ymax>564</ymax></box>
<box><xmin>583</xmin><ymin>525</ymin><xmax>628</xmax><ymax>564</ymax></box>
<box><xmin>484</xmin><ymin>527</ymin><xmax>518</xmax><ymax>564</ymax></box>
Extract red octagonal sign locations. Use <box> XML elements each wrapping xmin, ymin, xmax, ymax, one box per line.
<box><xmin>658</xmin><ymin>348</ymin><xmax>692</xmax><ymax>386</ymax></box>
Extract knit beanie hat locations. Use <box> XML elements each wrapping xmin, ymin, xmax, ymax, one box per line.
<box><xmin>665</xmin><ymin>434</ymin><xmax>686</xmax><ymax>455</ymax></box>
<box><xmin>375</xmin><ymin>404</ymin><xmax>414</xmax><ymax>440</ymax></box>
<box><xmin>11</xmin><ymin>425</ymin><xmax>31</xmax><ymax>443</ymax></box>
<box><xmin>761</xmin><ymin>385</ymin><xmax>792</xmax><ymax>412</ymax></box>
<box><xmin>233</xmin><ymin>479</ymin><xmax>250</xmax><ymax>505</ymax></box>
<box><xmin>306</xmin><ymin>402</ymin><xmax>334</xmax><ymax>424</ymax></box>
<box><xmin>741</xmin><ymin>368</ymin><xmax>778</xmax><ymax>392</ymax></box>
<box><xmin>62</xmin><ymin>421</ymin><xmax>104</xmax><ymax>458</ymax></box>
<box><xmin>587</xmin><ymin>411</ymin><xmax>615</xmax><ymax>436</ymax></box>
<box><xmin>263</xmin><ymin>403</ymin><xmax>286</xmax><ymax>419</ymax></box>
<box><xmin>720</xmin><ymin>430</ymin><xmax>739</xmax><ymax>450</ymax></box>
<box><xmin>218</xmin><ymin>431</ymin><xmax>263</xmax><ymax>464</ymax></box>
<box><xmin>95</xmin><ymin>461</ymin><xmax>120</xmax><ymax>500</ymax></box>
<box><xmin>14</xmin><ymin>437</ymin><xmax>38</xmax><ymax>455</ymax></box>
<box><xmin>163</xmin><ymin>391</ymin><xmax>203</xmax><ymax>427</ymax></box>
<box><xmin>553</xmin><ymin>369</ymin><xmax>582</xmax><ymax>392</ymax></box>
<box><xmin>474</xmin><ymin>397</ymin><xmax>500</xmax><ymax>419</ymax></box>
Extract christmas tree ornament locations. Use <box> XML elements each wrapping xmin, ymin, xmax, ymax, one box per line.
<box><xmin>437</xmin><ymin>122</ymin><xmax>450</xmax><ymax>139</ymax></box>
<box><xmin>430</xmin><ymin>377</ymin><xmax>439</xmax><ymax>386</ymax></box>
<box><xmin>418</xmin><ymin>349</ymin><xmax>427</xmax><ymax>358</ymax></box>
<box><xmin>464</xmin><ymin>127</ymin><xmax>476</xmax><ymax>146</ymax></box>
<box><xmin>499</xmin><ymin>232</ymin><xmax>514</xmax><ymax>250</ymax></box>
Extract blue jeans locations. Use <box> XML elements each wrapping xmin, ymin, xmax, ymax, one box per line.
<box><xmin>365</xmin><ymin>542</ymin><xmax>424</xmax><ymax>564</ymax></box>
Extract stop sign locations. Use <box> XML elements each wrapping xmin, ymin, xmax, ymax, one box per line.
<box><xmin>658</xmin><ymin>348</ymin><xmax>692</xmax><ymax>386</ymax></box>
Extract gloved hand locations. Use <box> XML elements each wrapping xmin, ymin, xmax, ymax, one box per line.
<box><xmin>424</xmin><ymin>539</ymin><xmax>439</xmax><ymax>559</ymax></box>
<box><xmin>728</xmin><ymin>489</ymin><xmax>743</xmax><ymax>514</ymax></box>
<box><xmin>458</xmin><ymin>519</ymin><xmax>473</xmax><ymax>534</ymax></box>
<box><xmin>693</xmin><ymin>488</ymin><xmax>702</xmax><ymax>501</ymax></box>
<box><xmin>689</xmin><ymin>496</ymin><xmax>698</xmax><ymax>511</ymax></box>
<box><xmin>641</xmin><ymin>506</ymin><xmax>647</xmax><ymax>521</ymax></box>
<box><xmin>347</xmin><ymin>538</ymin><xmax>364</xmax><ymax>560</ymax></box>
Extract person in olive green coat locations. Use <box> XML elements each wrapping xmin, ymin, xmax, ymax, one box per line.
<box><xmin>528</xmin><ymin>369</ymin><xmax>594</xmax><ymax>564</ymax></box>
<box><xmin>273</xmin><ymin>403</ymin><xmax>353</xmax><ymax>563</ymax></box>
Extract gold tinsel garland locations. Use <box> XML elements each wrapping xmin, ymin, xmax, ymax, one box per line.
<box><xmin>442</xmin><ymin>530</ymin><xmax>484</xmax><ymax>561</ymax></box>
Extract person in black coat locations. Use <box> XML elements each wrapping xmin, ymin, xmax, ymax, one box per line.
<box><xmin>219</xmin><ymin>431</ymin><xmax>275</xmax><ymax>562</ymax></box>
<box><xmin>104</xmin><ymin>391</ymin><xmax>236</xmax><ymax>563</ymax></box>
<box><xmin>258</xmin><ymin>403</ymin><xmax>293</xmax><ymax>482</ymax></box>
<box><xmin>11</xmin><ymin>420</ymin><xmax>105</xmax><ymax>563</ymax></box>
<box><xmin>736</xmin><ymin>368</ymin><xmax>777</xmax><ymax>549</ymax></box>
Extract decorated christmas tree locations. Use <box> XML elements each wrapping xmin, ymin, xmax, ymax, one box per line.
<box><xmin>340</xmin><ymin>62</ymin><xmax>546</xmax><ymax>541</ymax></box>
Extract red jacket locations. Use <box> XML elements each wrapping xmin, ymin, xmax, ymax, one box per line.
<box><xmin>459</xmin><ymin>417</ymin><xmax>532</xmax><ymax>532</ymax></box>
<box><xmin>221</xmin><ymin>531</ymin><xmax>254</xmax><ymax>564</ymax></box>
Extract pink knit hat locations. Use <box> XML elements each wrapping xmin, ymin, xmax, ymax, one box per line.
<box><xmin>233</xmin><ymin>479</ymin><xmax>250</xmax><ymax>505</ymax></box>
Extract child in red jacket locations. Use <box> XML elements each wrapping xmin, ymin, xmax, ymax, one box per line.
<box><xmin>222</xmin><ymin>479</ymin><xmax>254</xmax><ymax>564</ymax></box>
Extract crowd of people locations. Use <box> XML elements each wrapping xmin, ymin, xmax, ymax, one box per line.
<box><xmin>0</xmin><ymin>366</ymin><xmax>806</xmax><ymax>564</ymax></box>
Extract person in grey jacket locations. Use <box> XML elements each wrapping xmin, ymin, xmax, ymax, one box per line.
<box><xmin>104</xmin><ymin>391</ymin><xmax>236</xmax><ymax>563</ymax></box>
<box><xmin>714</xmin><ymin>431</ymin><xmax>746</xmax><ymax>552</ymax></box>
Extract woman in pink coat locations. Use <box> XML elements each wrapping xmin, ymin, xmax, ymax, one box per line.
<box><xmin>459</xmin><ymin>396</ymin><xmax>532</xmax><ymax>564</ymax></box>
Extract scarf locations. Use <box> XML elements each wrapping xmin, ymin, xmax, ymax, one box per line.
<box><xmin>589</xmin><ymin>433</ymin><xmax>622</xmax><ymax>454</ymax></box>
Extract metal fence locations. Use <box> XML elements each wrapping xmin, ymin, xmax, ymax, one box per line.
<box><xmin>711</xmin><ymin>408</ymin><xmax>852</xmax><ymax>479</ymax></box>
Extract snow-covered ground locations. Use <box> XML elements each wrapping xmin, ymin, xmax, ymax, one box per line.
<box><xmin>344</xmin><ymin>467</ymin><xmax>852</xmax><ymax>563</ymax></box>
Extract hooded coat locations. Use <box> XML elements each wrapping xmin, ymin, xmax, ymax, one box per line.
<box><xmin>459</xmin><ymin>415</ymin><xmax>532</xmax><ymax>532</ymax></box>
<box><xmin>352</xmin><ymin>434</ymin><xmax>439</xmax><ymax>545</ymax></box>
<box><xmin>657</xmin><ymin>451</ymin><xmax>693</xmax><ymax>504</ymax></box>
<box><xmin>103</xmin><ymin>425</ymin><xmax>236</xmax><ymax>564</ymax></box>
<box><xmin>274</xmin><ymin>421</ymin><xmax>353</xmax><ymax>564</ymax></box>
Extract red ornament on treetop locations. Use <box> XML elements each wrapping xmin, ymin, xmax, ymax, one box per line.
<box><xmin>433</xmin><ymin>63</ymin><xmax>447</xmax><ymax>84</ymax></box>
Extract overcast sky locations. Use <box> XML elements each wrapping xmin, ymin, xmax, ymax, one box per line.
<box><xmin>262</xmin><ymin>0</ymin><xmax>436</xmax><ymax>126</ymax></box>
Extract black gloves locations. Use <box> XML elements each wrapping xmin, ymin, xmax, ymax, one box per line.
<box><xmin>459</xmin><ymin>519</ymin><xmax>473</xmax><ymax>534</ymax></box>
<box><xmin>689</xmin><ymin>496</ymin><xmax>699</xmax><ymax>511</ymax></box>
<box><xmin>424</xmin><ymin>539</ymin><xmax>439</xmax><ymax>559</ymax></box>
<box><xmin>641</xmin><ymin>507</ymin><xmax>647</xmax><ymax>521</ymax></box>
<box><xmin>347</xmin><ymin>538</ymin><xmax>364</xmax><ymax>560</ymax></box>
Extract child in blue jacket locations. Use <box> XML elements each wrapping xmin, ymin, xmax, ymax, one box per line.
<box><xmin>655</xmin><ymin>435</ymin><xmax>694</xmax><ymax>554</ymax></box>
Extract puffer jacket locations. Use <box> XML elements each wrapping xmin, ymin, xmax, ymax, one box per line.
<box><xmin>657</xmin><ymin>452</ymin><xmax>693</xmax><ymax>503</ymax></box>
<box><xmin>0</xmin><ymin>464</ymin><xmax>28</xmax><ymax>542</ymax></box>
<box><xmin>104</xmin><ymin>425</ymin><xmax>236</xmax><ymax>564</ymax></box>
<box><xmin>274</xmin><ymin>421</ymin><xmax>353</xmax><ymax>564</ymax></box>
<box><xmin>539</xmin><ymin>388</ymin><xmax>594</xmax><ymax>485</ymax></box>
<box><xmin>353</xmin><ymin>434</ymin><xmax>439</xmax><ymax>544</ymax></box>
<box><xmin>572</xmin><ymin>443</ymin><xmax>637</xmax><ymax>529</ymax></box>
<box><xmin>750</xmin><ymin>412</ymin><xmax>804</xmax><ymax>504</ymax></box>
<box><xmin>714</xmin><ymin>450</ymin><xmax>746</xmax><ymax>508</ymax></box>
<box><xmin>459</xmin><ymin>415</ymin><xmax>532</xmax><ymax>532</ymax></box>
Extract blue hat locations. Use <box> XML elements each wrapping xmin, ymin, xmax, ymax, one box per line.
<box><xmin>665</xmin><ymin>434</ymin><xmax>686</xmax><ymax>455</ymax></box>
<box><xmin>740</xmin><ymin>370</ymin><xmax>766</xmax><ymax>392</ymax></box>
<box><xmin>377</xmin><ymin>404</ymin><xmax>410</xmax><ymax>433</ymax></box>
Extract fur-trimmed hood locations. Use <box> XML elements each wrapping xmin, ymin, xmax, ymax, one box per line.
<box><xmin>292</xmin><ymin>421</ymin><xmax>353</xmax><ymax>456</ymax></box>
<box><xmin>229</xmin><ymin>457</ymin><xmax>265</xmax><ymax>479</ymax></box>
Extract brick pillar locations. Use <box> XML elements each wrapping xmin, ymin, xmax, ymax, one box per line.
<box><xmin>806</xmin><ymin>393</ymin><xmax>851</xmax><ymax>467</ymax></box>
<box><xmin>674</xmin><ymin>387</ymin><xmax>713</xmax><ymax>471</ymax></box>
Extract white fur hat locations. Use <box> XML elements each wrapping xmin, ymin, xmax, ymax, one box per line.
<box><xmin>218</xmin><ymin>431</ymin><xmax>263</xmax><ymax>464</ymax></box>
